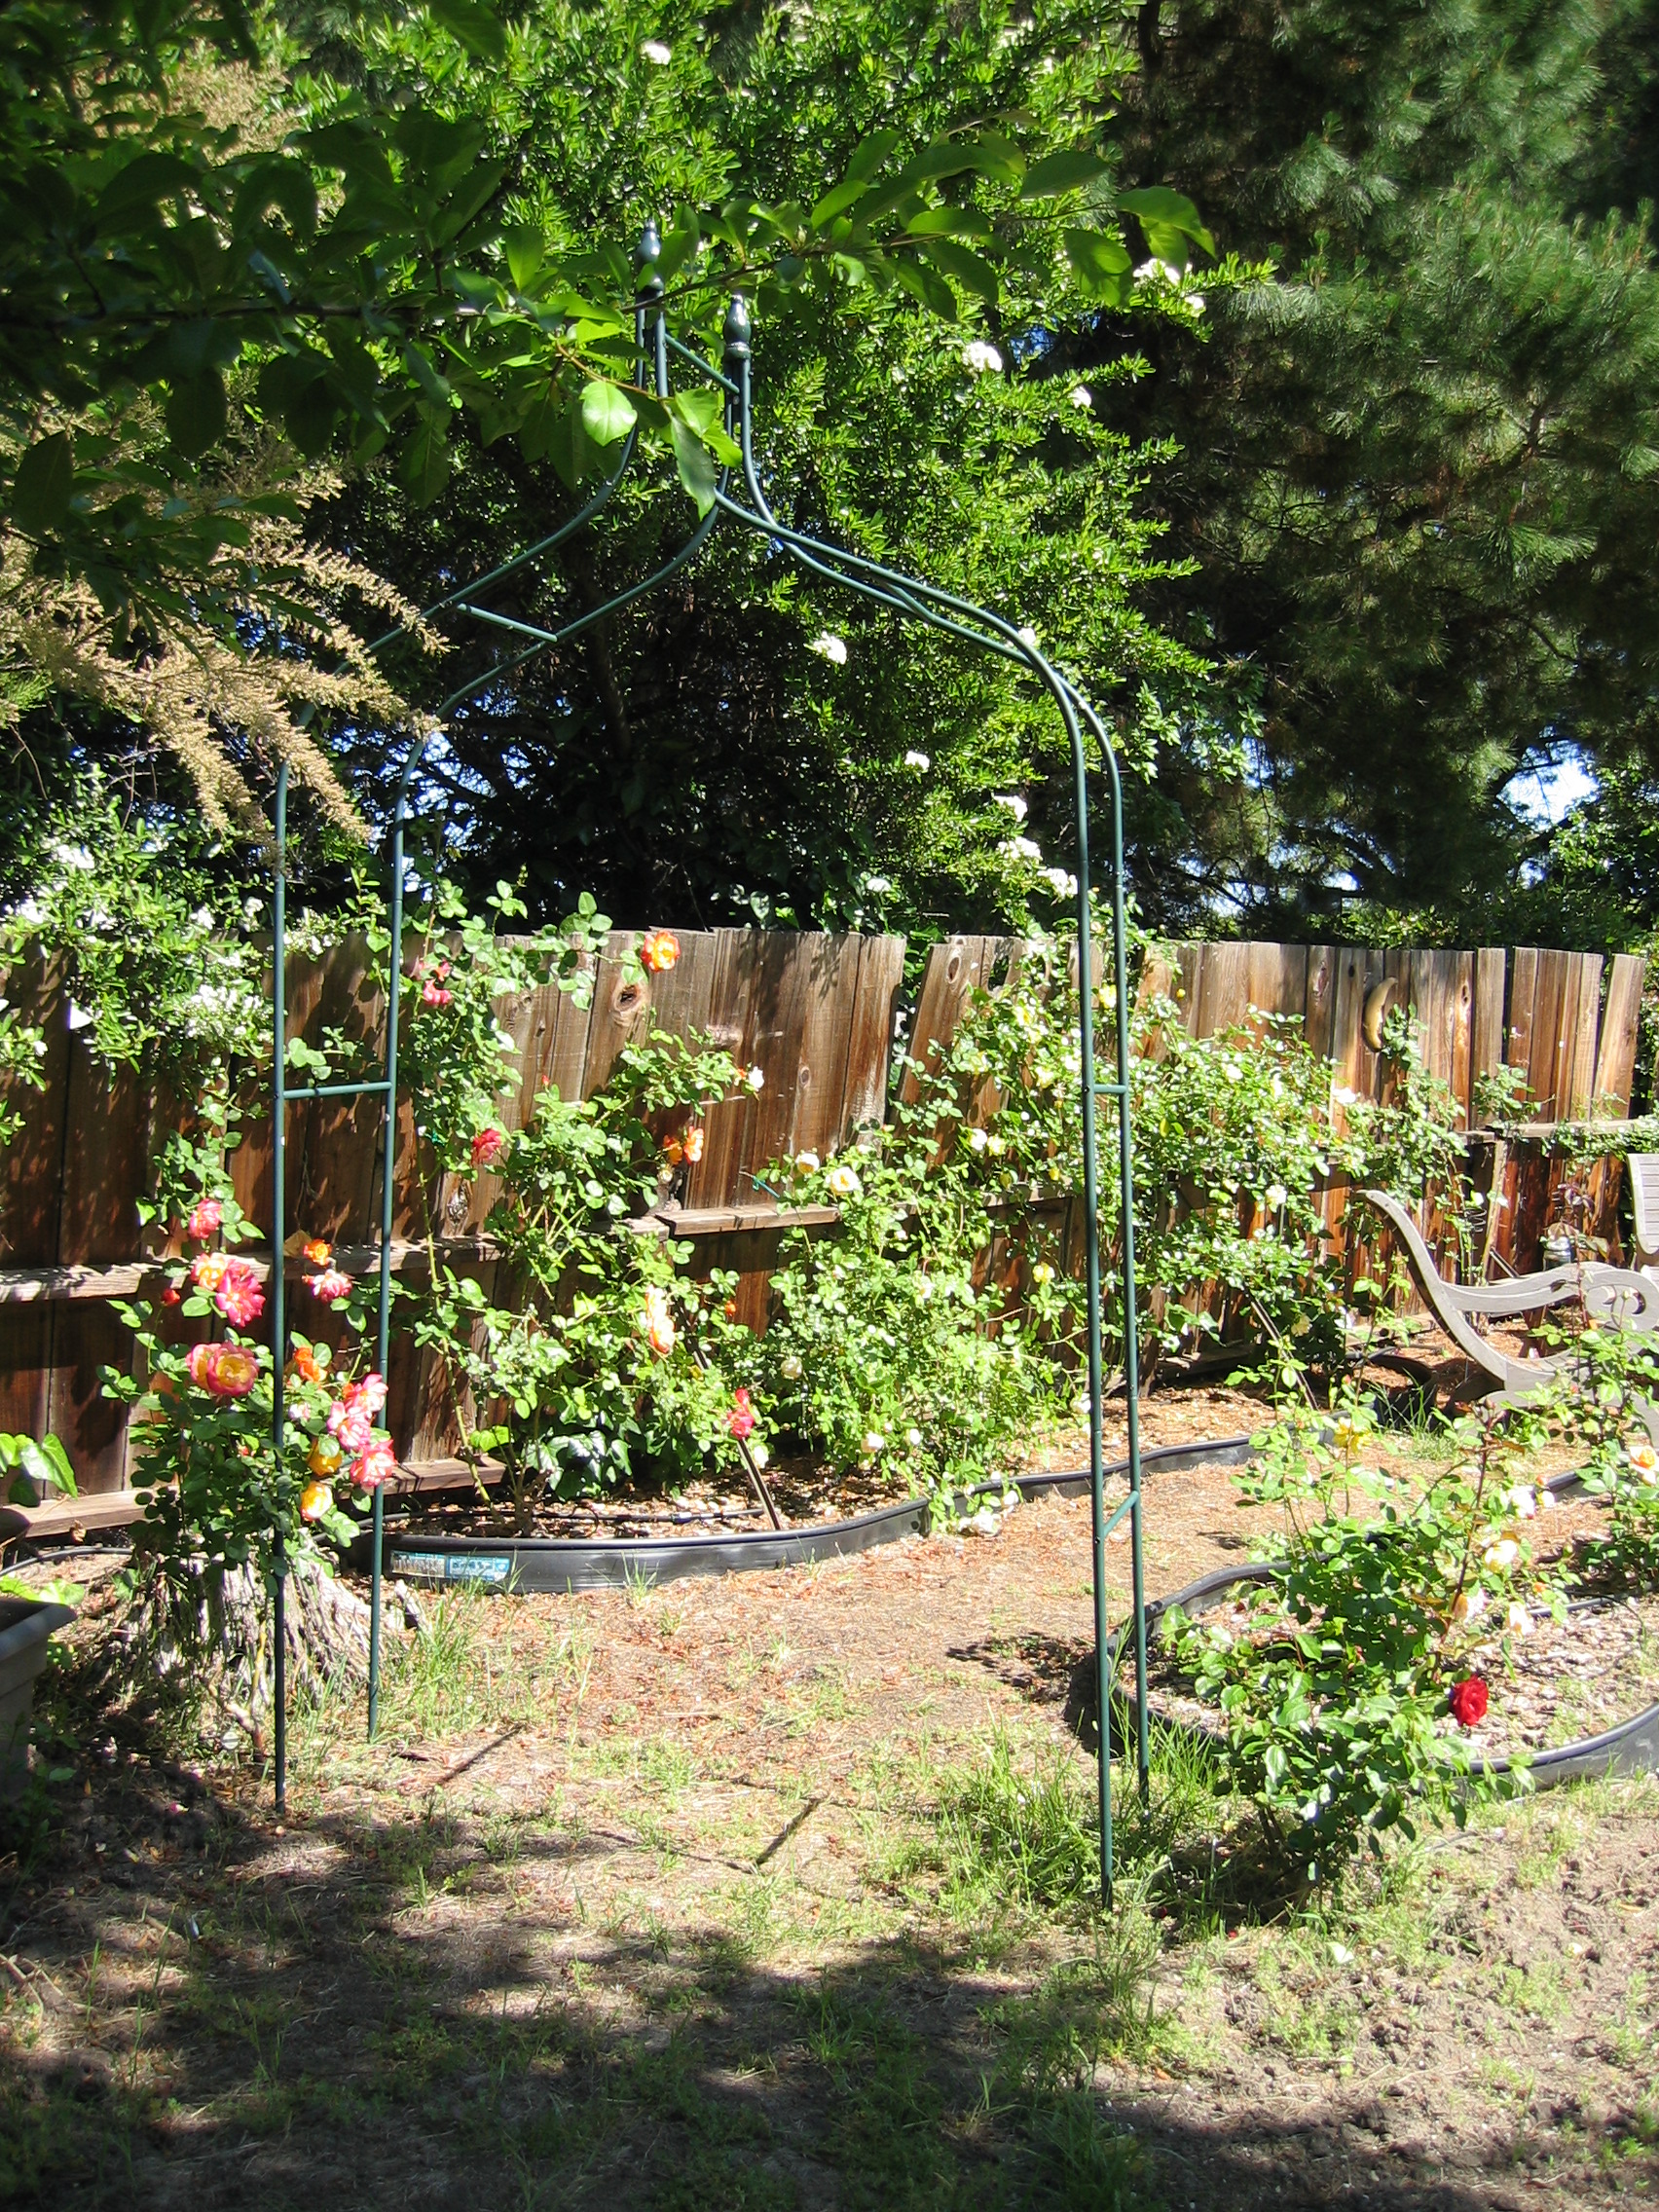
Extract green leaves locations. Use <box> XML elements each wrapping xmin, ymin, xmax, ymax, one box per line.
<box><xmin>426</xmin><ymin>0</ymin><xmax>508</xmax><ymax>62</ymax></box>
<box><xmin>1020</xmin><ymin>149</ymin><xmax>1111</xmax><ymax>200</ymax></box>
<box><xmin>1118</xmin><ymin>185</ymin><xmax>1215</xmax><ymax>260</ymax></box>
<box><xmin>12</xmin><ymin>433</ymin><xmax>74</xmax><ymax>534</ymax></box>
<box><xmin>398</xmin><ymin>412</ymin><xmax>451</xmax><ymax>504</ymax></box>
<box><xmin>166</xmin><ymin>372</ymin><xmax>228</xmax><ymax>459</ymax></box>
<box><xmin>579</xmin><ymin>379</ymin><xmax>637</xmax><ymax>446</ymax></box>
<box><xmin>669</xmin><ymin>416</ymin><xmax>717</xmax><ymax>514</ymax></box>
<box><xmin>1063</xmin><ymin>227</ymin><xmax>1131</xmax><ymax>302</ymax></box>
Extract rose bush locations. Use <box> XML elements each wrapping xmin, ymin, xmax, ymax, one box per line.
<box><xmin>1161</xmin><ymin>1382</ymin><xmax>1555</xmax><ymax>1880</ymax></box>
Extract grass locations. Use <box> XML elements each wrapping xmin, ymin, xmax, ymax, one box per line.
<box><xmin>7</xmin><ymin>1543</ymin><xmax>1659</xmax><ymax>2212</ymax></box>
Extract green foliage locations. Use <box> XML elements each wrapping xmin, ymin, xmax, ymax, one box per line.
<box><xmin>107</xmin><ymin>1225</ymin><xmax>391</xmax><ymax>1604</ymax></box>
<box><xmin>0</xmin><ymin>791</ymin><xmax>266</xmax><ymax>1077</ymax></box>
<box><xmin>1165</xmin><ymin>1390</ymin><xmax>1549</xmax><ymax>1877</ymax></box>
<box><xmin>1108</xmin><ymin>0</ymin><xmax>1659</xmax><ymax>932</ymax></box>
<box><xmin>0</xmin><ymin>1430</ymin><xmax>75</xmax><ymax>1504</ymax></box>
<box><xmin>1539</xmin><ymin>1321</ymin><xmax>1659</xmax><ymax>1591</ymax></box>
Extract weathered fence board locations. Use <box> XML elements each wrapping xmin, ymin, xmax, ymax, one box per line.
<box><xmin>0</xmin><ymin>927</ymin><xmax>903</xmax><ymax>1490</ymax></box>
<box><xmin>0</xmin><ymin>924</ymin><xmax>1644</xmax><ymax>1493</ymax></box>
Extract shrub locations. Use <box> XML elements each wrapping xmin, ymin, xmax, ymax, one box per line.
<box><xmin>1163</xmin><ymin>1386</ymin><xmax>1548</xmax><ymax>1880</ymax></box>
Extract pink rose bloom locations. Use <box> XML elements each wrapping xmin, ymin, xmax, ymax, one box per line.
<box><xmin>186</xmin><ymin>1196</ymin><xmax>223</xmax><ymax>1241</ymax></box>
<box><xmin>726</xmin><ymin>1387</ymin><xmax>756</xmax><ymax>1441</ymax></box>
<box><xmin>350</xmin><ymin>1441</ymin><xmax>399</xmax><ymax>1491</ymax></box>
<box><xmin>471</xmin><ymin>1125</ymin><xmax>507</xmax><ymax>1168</ymax></box>
<box><xmin>214</xmin><ymin>1258</ymin><xmax>265</xmax><ymax>1329</ymax></box>
<box><xmin>352</xmin><ymin>1371</ymin><xmax>388</xmax><ymax>1416</ymax></box>
<box><xmin>421</xmin><ymin>979</ymin><xmax>453</xmax><ymax>1008</ymax></box>
<box><xmin>308</xmin><ymin>1267</ymin><xmax>354</xmax><ymax>1305</ymax></box>
<box><xmin>328</xmin><ymin>1399</ymin><xmax>375</xmax><ymax>1453</ymax></box>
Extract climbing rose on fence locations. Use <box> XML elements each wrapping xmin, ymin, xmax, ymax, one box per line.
<box><xmin>350</xmin><ymin>1441</ymin><xmax>398</xmax><ymax>1491</ymax></box>
<box><xmin>727</xmin><ymin>1387</ymin><xmax>756</xmax><ymax>1441</ymax></box>
<box><xmin>288</xmin><ymin>1343</ymin><xmax>329</xmax><ymax>1385</ymax></box>
<box><xmin>186</xmin><ymin>1196</ymin><xmax>223</xmax><ymax>1240</ymax></box>
<box><xmin>187</xmin><ymin>1342</ymin><xmax>258</xmax><ymax>1398</ymax></box>
<box><xmin>471</xmin><ymin>1125</ymin><xmax>507</xmax><ymax>1168</ymax></box>
<box><xmin>328</xmin><ymin>1395</ymin><xmax>375</xmax><ymax>1454</ymax></box>
<box><xmin>308</xmin><ymin>1266</ymin><xmax>353</xmax><ymax>1305</ymax></box>
<box><xmin>213</xmin><ymin>1258</ymin><xmax>265</xmax><ymax>1329</ymax></box>
<box><xmin>641</xmin><ymin>930</ymin><xmax>680</xmax><ymax>973</ymax></box>
<box><xmin>1449</xmin><ymin>1677</ymin><xmax>1490</xmax><ymax>1727</ymax></box>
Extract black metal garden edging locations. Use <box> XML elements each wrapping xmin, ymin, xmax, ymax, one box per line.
<box><xmin>349</xmin><ymin>1435</ymin><xmax>1255</xmax><ymax>1593</ymax></box>
<box><xmin>267</xmin><ymin>225</ymin><xmax>1153</xmax><ymax>1901</ymax></box>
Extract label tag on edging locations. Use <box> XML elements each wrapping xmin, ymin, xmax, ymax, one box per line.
<box><xmin>445</xmin><ymin>1554</ymin><xmax>511</xmax><ymax>1584</ymax></box>
<box><xmin>388</xmin><ymin>1551</ymin><xmax>445</xmax><ymax>1581</ymax></box>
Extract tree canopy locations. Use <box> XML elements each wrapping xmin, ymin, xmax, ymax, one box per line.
<box><xmin>1099</xmin><ymin>0</ymin><xmax>1659</xmax><ymax>938</ymax></box>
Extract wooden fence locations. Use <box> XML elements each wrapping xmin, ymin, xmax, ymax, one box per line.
<box><xmin>0</xmin><ymin>929</ymin><xmax>1645</xmax><ymax>1495</ymax></box>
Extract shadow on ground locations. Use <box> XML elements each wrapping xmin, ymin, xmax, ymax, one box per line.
<box><xmin>3</xmin><ymin>1725</ymin><xmax>1646</xmax><ymax>2212</ymax></box>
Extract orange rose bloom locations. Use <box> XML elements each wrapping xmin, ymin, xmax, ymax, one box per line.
<box><xmin>641</xmin><ymin>930</ymin><xmax>681</xmax><ymax>974</ymax></box>
<box><xmin>300</xmin><ymin>1481</ymin><xmax>332</xmax><ymax>1522</ymax></box>
<box><xmin>303</xmin><ymin>1238</ymin><xmax>332</xmax><ymax>1266</ymax></box>
<box><xmin>643</xmin><ymin>1285</ymin><xmax>677</xmax><ymax>1357</ymax></box>
<box><xmin>288</xmin><ymin>1343</ymin><xmax>329</xmax><ymax>1385</ymax></box>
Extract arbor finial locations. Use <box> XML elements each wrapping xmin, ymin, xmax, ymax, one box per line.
<box><xmin>722</xmin><ymin>293</ymin><xmax>753</xmax><ymax>365</ymax></box>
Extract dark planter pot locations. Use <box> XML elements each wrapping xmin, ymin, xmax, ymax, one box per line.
<box><xmin>0</xmin><ymin>1596</ymin><xmax>75</xmax><ymax>1802</ymax></box>
<box><xmin>350</xmin><ymin>1435</ymin><xmax>1259</xmax><ymax>1596</ymax></box>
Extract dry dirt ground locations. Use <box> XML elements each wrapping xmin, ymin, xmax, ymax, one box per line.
<box><xmin>2</xmin><ymin>1392</ymin><xmax>1657</xmax><ymax>2210</ymax></box>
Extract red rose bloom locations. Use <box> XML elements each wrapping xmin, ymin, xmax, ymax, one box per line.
<box><xmin>726</xmin><ymin>1386</ymin><xmax>756</xmax><ymax>1442</ymax></box>
<box><xmin>471</xmin><ymin>1125</ymin><xmax>507</xmax><ymax>1168</ymax></box>
<box><xmin>1449</xmin><ymin>1677</ymin><xmax>1490</xmax><ymax>1727</ymax></box>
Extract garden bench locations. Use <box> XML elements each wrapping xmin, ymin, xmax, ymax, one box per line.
<box><xmin>1628</xmin><ymin>1154</ymin><xmax>1659</xmax><ymax>1276</ymax></box>
<box><xmin>1358</xmin><ymin>1189</ymin><xmax>1659</xmax><ymax>1432</ymax></box>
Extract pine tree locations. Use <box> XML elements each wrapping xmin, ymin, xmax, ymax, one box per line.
<box><xmin>1096</xmin><ymin>0</ymin><xmax>1659</xmax><ymax>934</ymax></box>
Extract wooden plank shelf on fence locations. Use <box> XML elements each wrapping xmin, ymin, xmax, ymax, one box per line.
<box><xmin>0</xmin><ymin>1209</ymin><xmax>849</xmax><ymax>1306</ymax></box>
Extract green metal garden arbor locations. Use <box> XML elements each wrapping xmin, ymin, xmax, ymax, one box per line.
<box><xmin>269</xmin><ymin>225</ymin><xmax>1151</xmax><ymax>1899</ymax></box>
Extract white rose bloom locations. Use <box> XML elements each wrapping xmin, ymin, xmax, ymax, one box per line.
<box><xmin>994</xmin><ymin>793</ymin><xmax>1028</xmax><ymax>823</ymax></box>
<box><xmin>1069</xmin><ymin>386</ymin><xmax>1092</xmax><ymax>409</ymax></box>
<box><xmin>750</xmin><ymin>1441</ymin><xmax>769</xmax><ymax>1468</ymax></box>
<box><xmin>914</xmin><ymin>1275</ymin><xmax>935</xmax><ymax>1302</ymax></box>
<box><xmin>1265</xmin><ymin>1184</ymin><xmax>1288</xmax><ymax>1209</ymax></box>
<box><xmin>1000</xmin><ymin>836</ymin><xmax>1043</xmax><ymax>863</ymax></box>
<box><xmin>1040</xmin><ymin>867</ymin><xmax>1078</xmax><ymax>899</ymax></box>
<box><xmin>780</xmin><ymin>1354</ymin><xmax>803</xmax><ymax>1381</ymax></box>
<box><xmin>967</xmin><ymin>1127</ymin><xmax>988</xmax><ymax>1154</ymax></box>
<box><xmin>809</xmin><ymin>632</ymin><xmax>848</xmax><ymax>665</ymax></box>
<box><xmin>793</xmin><ymin>1150</ymin><xmax>821</xmax><ymax>1174</ymax></box>
<box><xmin>961</xmin><ymin>340</ymin><xmax>1003</xmax><ymax>374</ymax></box>
<box><xmin>862</xmin><ymin>1431</ymin><xmax>886</xmax><ymax>1456</ymax></box>
<box><xmin>640</xmin><ymin>38</ymin><xmax>673</xmax><ymax>61</ymax></box>
<box><xmin>826</xmin><ymin>1161</ymin><xmax>862</xmax><ymax>1200</ymax></box>
<box><xmin>903</xmin><ymin>749</ymin><xmax>931</xmax><ymax>769</ymax></box>
<box><xmin>746</xmin><ymin>1064</ymin><xmax>765</xmax><ymax>1091</ymax></box>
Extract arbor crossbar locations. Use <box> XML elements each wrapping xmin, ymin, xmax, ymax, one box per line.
<box><xmin>268</xmin><ymin>223</ymin><xmax>1151</xmax><ymax>1902</ymax></box>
